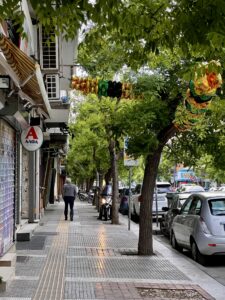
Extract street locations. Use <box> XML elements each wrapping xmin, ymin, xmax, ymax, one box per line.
<box><xmin>153</xmin><ymin>226</ymin><xmax>225</xmax><ymax>287</ymax></box>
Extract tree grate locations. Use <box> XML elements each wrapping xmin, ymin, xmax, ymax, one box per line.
<box><xmin>16</xmin><ymin>256</ymin><xmax>30</xmax><ymax>263</ymax></box>
<box><xmin>137</xmin><ymin>287</ymin><xmax>209</xmax><ymax>300</ymax></box>
<box><xmin>33</xmin><ymin>232</ymin><xmax>58</xmax><ymax>235</ymax></box>
<box><xmin>16</xmin><ymin>236</ymin><xmax>46</xmax><ymax>250</ymax></box>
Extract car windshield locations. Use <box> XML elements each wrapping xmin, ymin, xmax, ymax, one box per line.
<box><xmin>177</xmin><ymin>185</ymin><xmax>205</xmax><ymax>193</ymax></box>
<box><xmin>156</xmin><ymin>184</ymin><xmax>171</xmax><ymax>193</ymax></box>
<box><xmin>208</xmin><ymin>199</ymin><xmax>225</xmax><ymax>216</ymax></box>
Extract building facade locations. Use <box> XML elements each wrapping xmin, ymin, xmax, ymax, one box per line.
<box><xmin>0</xmin><ymin>0</ymin><xmax>77</xmax><ymax>260</ymax></box>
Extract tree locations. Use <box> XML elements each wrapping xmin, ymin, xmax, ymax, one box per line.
<box><xmin>0</xmin><ymin>0</ymin><xmax>126</xmax><ymax>40</ymax></box>
<box><xmin>167</xmin><ymin>96</ymin><xmax>225</xmax><ymax>185</ymax></box>
<box><xmin>67</xmin><ymin>94</ymin><xmax>110</xmax><ymax>189</ymax></box>
<box><xmin>114</xmin><ymin>72</ymin><xmax>182</xmax><ymax>254</ymax></box>
<box><xmin>68</xmin><ymin>94</ymin><xmax>128</xmax><ymax>224</ymax></box>
<box><xmin>76</xmin><ymin>1</ymin><xmax>225</xmax><ymax>255</ymax></box>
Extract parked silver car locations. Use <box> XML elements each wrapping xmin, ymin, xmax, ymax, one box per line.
<box><xmin>171</xmin><ymin>192</ymin><xmax>225</xmax><ymax>265</ymax></box>
<box><xmin>160</xmin><ymin>186</ymin><xmax>205</xmax><ymax>237</ymax></box>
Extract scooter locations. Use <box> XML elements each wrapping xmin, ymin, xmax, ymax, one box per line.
<box><xmin>98</xmin><ymin>195</ymin><xmax>112</xmax><ymax>221</ymax></box>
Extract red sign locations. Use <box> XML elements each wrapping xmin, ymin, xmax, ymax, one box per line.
<box><xmin>21</xmin><ymin>126</ymin><xmax>43</xmax><ymax>151</ymax></box>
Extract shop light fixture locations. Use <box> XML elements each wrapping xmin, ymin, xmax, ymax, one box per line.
<box><xmin>0</xmin><ymin>75</ymin><xmax>10</xmax><ymax>89</ymax></box>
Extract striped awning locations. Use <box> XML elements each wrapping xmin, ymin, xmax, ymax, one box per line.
<box><xmin>0</xmin><ymin>34</ymin><xmax>51</xmax><ymax>117</ymax></box>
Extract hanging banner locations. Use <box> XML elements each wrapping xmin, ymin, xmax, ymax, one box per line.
<box><xmin>124</xmin><ymin>137</ymin><xmax>139</xmax><ymax>167</ymax></box>
<box><xmin>21</xmin><ymin>126</ymin><xmax>43</xmax><ymax>151</ymax></box>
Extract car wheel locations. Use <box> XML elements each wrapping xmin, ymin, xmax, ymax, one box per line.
<box><xmin>191</xmin><ymin>240</ymin><xmax>207</xmax><ymax>266</ymax></box>
<box><xmin>171</xmin><ymin>231</ymin><xmax>182</xmax><ymax>252</ymax></box>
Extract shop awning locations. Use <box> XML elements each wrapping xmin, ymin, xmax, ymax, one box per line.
<box><xmin>0</xmin><ymin>34</ymin><xmax>52</xmax><ymax>118</ymax></box>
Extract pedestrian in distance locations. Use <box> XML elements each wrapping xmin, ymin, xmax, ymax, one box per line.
<box><xmin>63</xmin><ymin>177</ymin><xmax>77</xmax><ymax>221</ymax></box>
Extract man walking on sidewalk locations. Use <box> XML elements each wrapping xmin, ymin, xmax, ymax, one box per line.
<box><xmin>63</xmin><ymin>177</ymin><xmax>77</xmax><ymax>221</ymax></box>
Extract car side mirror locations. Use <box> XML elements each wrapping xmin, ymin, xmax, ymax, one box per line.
<box><xmin>172</xmin><ymin>208</ymin><xmax>180</xmax><ymax>215</ymax></box>
<box><xmin>162</xmin><ymin>206</ymin><xmax>169</xmax><ymax>212</ymax></box>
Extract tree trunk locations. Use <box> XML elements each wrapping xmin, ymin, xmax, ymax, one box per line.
<box><xmin>104</xmin><ymin>167</ymin><xmax>112</xmax><ymax>185</ymax></box>
<box><xmin>109</xmin><ymin>139</ymin><xmax>119</xmax><ymax>224</ymax></box>
<box><xmin>96</xmin><ymin>173</ymin><xmax>104</xmax><ymax>211</ymax></box>
<box><xmin>111</xmin><ymin>146</ymin><xmax>119</xmax><ymax>224</ymax></box>
<box><xmin>138</xmin><ymin>124</ymin><xmax>177</xmax><ymax>255</ymax></box>
<box><xmin>138</xmin><ymin>149</ymin><xmax>162</xmax><ymax>255</ymax></box>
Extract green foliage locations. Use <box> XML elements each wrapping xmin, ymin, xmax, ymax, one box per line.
<box><xmin>115</xmin><ymin>72</ymin><xmax>182</xmax><ymax>157</ymax></box>
<box><xmin>158</xmin><ymin>151</ymin><xmax>176</xmax><ymax>182</ymax></box>
<box><xmin>170</xmin><ymin>0</ymin><xmax>225</xmax><ymax>51</ymax></box>
<box><xmin>78</xmin><ymin>33</ymin><xmax>128</xmax><ymax>78</ymax></box>
<box><xmin>164</xmin><ymin>95</ymin><xmax>225</xmax><ymax>182</ymax></box>
<box><xmin>0</xmin><ymin>0</ymin><xmax>124</xmax><ymax>40</ymax></box>
<box><xmin>67</xmin><ymin>95</ymin><xmax>110</xmax><ymax>183</ymax></box>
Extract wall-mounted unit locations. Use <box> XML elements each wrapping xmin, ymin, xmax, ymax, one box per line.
<box><xmin>45</xmin><ymin>74</ymin><xmax>59</xmax><ymax>100</ymax></box>
<box><xmin>40</xmin><ymin>27</ymin><xmax>58</xmax><ymax>70</ymax></box>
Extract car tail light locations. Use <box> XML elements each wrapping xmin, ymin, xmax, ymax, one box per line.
<box><xmin>208</xmin><ymin>244</ymin><xmax>216</xmax><ymax>247</ymax></box>
<box><xmin>199</xmin><ymin>217</ymin><xmax>211</xmax><ymax>234</ymax></box>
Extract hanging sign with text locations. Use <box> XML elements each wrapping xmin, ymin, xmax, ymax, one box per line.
<box><xmin>21</xmin><ymin>126</ymin><xmax>43</xmax><ymax>151</ymax></box>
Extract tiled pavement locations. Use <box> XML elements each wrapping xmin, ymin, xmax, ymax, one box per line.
<box><xmin>0</xmin><ymin>200</ymin><xmax>225</xmax><ymax>299</ymax></box>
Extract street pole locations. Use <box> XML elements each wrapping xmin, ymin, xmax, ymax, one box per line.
<box><xmin>128</xmin><ymin>167</ymin><xmax>132</xmax><ymax>231</ymax></box>
<box><xmin>28</xmin><ymin>150</ymin><xmax>36</xmax><ymax>223</ymax></box>
<box><xmin>155</xmin><ymin>185</ymin><xmax>159</xmax><ymax>227</ymax></box>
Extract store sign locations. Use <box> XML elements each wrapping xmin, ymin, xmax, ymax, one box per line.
<box><xmin>21</xmin><ymin>126</ymin><xmax>43</xmax><ymax>151</ymax></box>
<box><xmin>175</xmin><ymin>169</ymin><xmax>197</xmax><ymax>182</ymax></box>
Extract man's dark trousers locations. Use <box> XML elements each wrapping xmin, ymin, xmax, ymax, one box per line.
<box><xmin>64</xmin><ymin>196</ymin><xmax>75</xmax><ymax>220</ymax></box>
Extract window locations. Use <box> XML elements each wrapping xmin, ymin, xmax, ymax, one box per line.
<box><xmin>40</xmin><ymin>27</ymin><xmax>58</xmax><ymax>70</ymax></box>
<box><xmin>45</xmin><ymin>74</ymin><xmax>59</xmax><ymax>100</ymax></box>
<box><xmin>188</xmin><ymin>198</ymin><xmax>201</xmax><ymax>215</ymax></box>
<box><xmin>209</xmin><ymin>199</ymin><xmax>225</xmax><ymax>216</ymax></box>
<box><xmin>180</xmin><ymin>198</ymin><xmax>192</xmax><ymax>215</ymax></box>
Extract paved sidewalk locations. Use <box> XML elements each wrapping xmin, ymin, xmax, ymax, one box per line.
<box><xmin>0</xmin><ymin>200</ymin><xmax>225</xmax><ymax>299</ymax></box>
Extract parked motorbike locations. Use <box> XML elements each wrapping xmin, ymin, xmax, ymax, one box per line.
<box><xmin>98</xmin><ymin>195</ymin><xmax>112</xmax><ymax>221</ymax></box>
<box><xmin>78</xmin><ymin>190</ymin><xmax>89</xmax><ymax>201</ymax></box>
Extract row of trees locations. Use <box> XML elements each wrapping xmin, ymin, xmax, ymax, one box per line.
<box><xmin>67</xmin><ymin>1</ymin><xmax>225</xmax><ymax>255</ymax></box>
<box><xmin>2</xmin><ymin>0</ymin><xmax>225</xmax><ymax>255</ymax></box>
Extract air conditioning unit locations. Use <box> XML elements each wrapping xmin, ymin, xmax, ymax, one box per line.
<box><xmin>40</xmin><ymin>27</ymin><xmax>58</xmax><ymax>70</ymax></box>
<box><xmin>45</xmin><ymin>74</ymin><xmax>59</xmax><ymax>100</ymax></box>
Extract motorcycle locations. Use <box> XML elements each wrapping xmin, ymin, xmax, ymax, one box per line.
<box><xmin>98</xmin><ymin>195</ymin><xmax>112</xmax><ymax>221</ymax></box>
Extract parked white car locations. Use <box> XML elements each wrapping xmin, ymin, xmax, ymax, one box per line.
<box><xmin>130</xmin><ymin>182</ymin><xmax>171</xmax><ymax>221</ymax></box>
<box><xmin>171</xmin><ymin>192</ymin><xmax>225</xmax><ymax>265</ymax></box>
<box><xmin>176</xmin><ymin>184</ymin><xmax>205</xmax><ymax>193</ymax></box>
